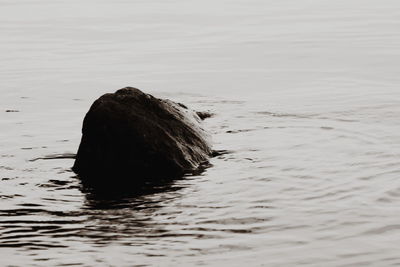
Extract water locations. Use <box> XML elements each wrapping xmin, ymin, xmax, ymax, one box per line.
<box><xmin>1</xmin><ymin>0</ymin><xmax>400</xmax><ymax>266</ymax></box>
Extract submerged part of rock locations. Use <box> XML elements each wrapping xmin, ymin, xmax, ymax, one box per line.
<box><xmin>72</xmin><ymin>87</ymin><xmax>212</xmax><ymax>184</ymax></box>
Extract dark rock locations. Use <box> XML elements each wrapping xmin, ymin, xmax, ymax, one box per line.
<box><xmin>72</xmin><ymin>87</ymin><xmax>212</xmax><ymax>185</ymax></box>
<box><xmin>196</xmin><ymin>111</ymin><xmax>214</xmax><ymax>120</ymax></box>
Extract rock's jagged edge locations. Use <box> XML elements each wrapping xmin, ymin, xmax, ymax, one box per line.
<box><xmin>72</xmin><ymin>87</ymin><xmax>212</xmax><ymax>186</ymax></box>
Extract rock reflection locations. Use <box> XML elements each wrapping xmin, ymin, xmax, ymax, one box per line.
<box><xmin>76</xmin><ymin>166</ymin><xmax>210</xmax><ymax>246</ymax></box>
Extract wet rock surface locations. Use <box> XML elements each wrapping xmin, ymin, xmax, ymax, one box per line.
<box><xmin>72</xmin><ymin>87</ymin><xmax>212</xmax><ymax>185</ymax></box>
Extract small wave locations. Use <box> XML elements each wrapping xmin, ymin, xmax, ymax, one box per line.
<box><xmin>30</xmin><ymin>153</ymin><xmax>76</xmax><ymax>162</ymax></box>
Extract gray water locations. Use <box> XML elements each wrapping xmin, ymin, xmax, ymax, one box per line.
<box><xmin>1</xmin><ymin>0</ymin><xmax>400</xmax><ymax>266</ymax></box>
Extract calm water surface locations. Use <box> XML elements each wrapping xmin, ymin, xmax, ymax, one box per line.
<box><xmin>1</xmin><ymin>0</ymin><xmax>400</xmax><ymax>266</ymax></box>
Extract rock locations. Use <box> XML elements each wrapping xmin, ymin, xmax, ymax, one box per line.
<box><xmin>72</xmin><ymin>87</ymin><xmax>212</xmax><ymax>185</ymax></box>
<box><xmin>196</xmin><ymin>111</ymin><xmax>214</xmax><ymax>120</ymax></box>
